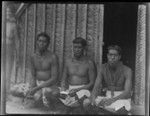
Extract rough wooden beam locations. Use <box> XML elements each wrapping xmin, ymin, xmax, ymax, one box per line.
<box><xmin>15</xmin><ymin>3</ymin><xmax>30</xmax><ymax>18</ymax></box>
<box><xmin>1</xmin><ymin>2</ymin><xmax>6</xmax><ymax>115</ymax></box>
<box><xmin>43</xmin><ymin>4</ymin><xmax>46</xmax><ymax>32</ymax></box>
<box><xmin>97</xmin><ymin>4</ymin><xmax>104</xmax><ymax>67</ymax></box>
<box><xmin>33</xmin><ymin>4</ymin><xmax>37</xmax><ymax>53</ymax></box>
<box><xmin>134</xmin><ymin>5</ymin><xmax>146</xmax><ymax>105</ymax></box>
<box><xmin>146</xmin><ymin>3</ymin><xmax>150</xmax><ymax>116</ymax></box>
<box><xmin>23</xmin><ymin>9</ymin><xmax>28</xmax><ymax>83</ymax></box>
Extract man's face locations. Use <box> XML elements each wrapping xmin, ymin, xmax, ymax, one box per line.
<box><xmin>73</xmin><ymin>43</ymin><xmax>84</xmax><ymax>58</ymax></box>
<box><xmin>37</xmin><ymin>36</ymin><xmax>49</xmax><ymax>51</ymax></box>
<box><xmin>107</xmin><ymin>49</ymin><xmax>121</xmax><ymax>66</ymax></box>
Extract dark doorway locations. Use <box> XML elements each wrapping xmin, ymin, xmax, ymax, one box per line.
<box><xmin>103</xmin><ymin>3</ymin><xmax>138</xmax><ymax>87</ymax></box>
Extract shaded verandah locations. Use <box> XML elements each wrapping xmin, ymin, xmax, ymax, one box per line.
<box><xmin>1</xmin><ymin>2</ymin><xmax>149</xmax><ymax>115</ymax></box>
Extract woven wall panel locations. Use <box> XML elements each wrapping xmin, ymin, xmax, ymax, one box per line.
<box><xmin>45</xmin><ymin>4</ymin><xmax>56</xmax><ymax>52</ymax></box>
<box><xmin>76</xmin><ymin>4</ymin><xmax>87</xmax><ymax>39</ymax></box>
<box><xmin>25</xmin><ymin>4</ymin><xmax>34</xmax><ymax>82</ymax></box>
<box><xmin>86</xmin><ymin>5</ymin><xmax>98</xmax><ymax>60</ymax></box>
<box><xmin>17</xmin><ymin>13</ymin><xmax>25</xmax><ymax>83</ymax></box>
<box><xmin>64</xmin><ymin>4</ymin><xmax>76</xmax><ymax>61</ymax></box>
<box><xmin>36</xmin><ymin>4</ymin><xmax>45</xmax><ymax>35</ymax></box>
<box><xmin>134</xmin><ymin>5</ymin><xmax>146</xmax><ymax>105</ymax></box>
<box><xmin>15</xmin><ymin>3</ymin><xmax>104</xmax><ymax>84</ymax></box>
<box><xmin>54</xmin><ymin>4</ymin><xmax>65</xmax><ymax>69</ymax></box>
<box><xmin>95</xmin><ymin>5</ymin><xmax>104</xmax><ymax>67</ymax></box>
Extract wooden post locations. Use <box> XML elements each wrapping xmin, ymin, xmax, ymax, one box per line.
<box><xmin>43</xmin><ymin>4</ymin><xmax>46</xmax><ymax>32</ymax></box>
<box><xmin>33</xmin><ymin>4</ymin><xmax>37</xmax><ymax>53</ymax></box>
<box><xmin>97</xmin><ymin>4</ymin><xmax>104</xmax><ymax>69</ymax></box>
<box><xmin>134</xmin><ymin>5</ymin><xmax>146</xmax><ymax>105</ymax></box>
<box><xmin>23</xmin><ymin>9</ymin><xmax>28</xmax><ymax>83</ymax></box>
<box><xmin>146</xmin><ymin>3</ymin><xmax>150</xmax><ymax>116</ymax></box>
<box><xmin>1</xmin><ymin>1</ymin><xmax>6</xmax><ymax>115</ymax></box>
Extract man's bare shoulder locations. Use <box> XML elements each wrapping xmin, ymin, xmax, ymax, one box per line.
<box><xmin>30</xmin><ymin>53</ymin><xmax>36</xmax><ymax>59</ymax></box>
<box><xmin>123</xmin><ymin>65</ymin><xmax>132</xmax><ymax>76</ymax></box>
<box><xmin>46</xmin><ymin>51</ymin><xmax>58</xmax><ymax>62</ymax></box>
<box><xmin>65</xmin><ymin>58</ymin><xmax>72</xmax><ymax>65</ymax></box>
<box><xmin>51</xmin><ymin>52</ymin><xmax>58</xmax><ymax>59</ymax></box>
<box><xmin>86</xmin><ymin>58</ymin><xmax>94</xmax><ymax>65</ymax></box>
<box><xmin>84</xmin><ymin>57</ymin><xmax>95</xmax><ymax>68</ymax></box>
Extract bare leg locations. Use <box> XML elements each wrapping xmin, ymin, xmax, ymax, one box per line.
<box><xmin>44</xmin><ymin>86</ymin><xmax>70</xmax><ymax>113</ymax></box>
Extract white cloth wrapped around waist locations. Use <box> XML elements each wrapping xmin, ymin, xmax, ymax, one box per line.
<box><xmin>35</xmin><ymin>80</ymin><xmax>53</xmax><ymax>107</ymax></box>
<box><xmin>59</xmin><ymin>85</ymin><xmax>91</xmax><ymax>107</ymax></box>
<box><xmin>95</xmin><ymin>91</ymin><xmax>131</xmax><ymax>111</ymax></box>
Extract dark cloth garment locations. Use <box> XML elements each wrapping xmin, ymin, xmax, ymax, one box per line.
<box><xmin>101</xmin><ymin>61</ymin><xmax>132</xmax><ymax>91</ymax></box>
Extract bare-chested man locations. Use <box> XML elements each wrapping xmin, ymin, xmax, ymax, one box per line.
<box><xmin>59</xmin><ymin>37</ymin><xmax>96</xmax><ymax>108</ymax></box>
<box><xmin>26</xmin><ymin>32</ymin><xmax>59</xmax><ymax>108</ymax></box>
<box><xmin>85</xmin><ymin>45</ymin><xmax>132</xmax><ymax>114</ymax></box>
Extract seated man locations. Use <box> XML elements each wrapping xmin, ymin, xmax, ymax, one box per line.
<box><xmin>59</xmin><ymin>37</ymin><xmax>96</xmax><ymax>109</ymax></box>
<box><xmin>25</xmin><ymin>32</ymin><xmax>59</xmax><ymax>109</ymax></box>
<box><xmin>85</xmin><ymin>45</ymin><xmax>132</xmax><ymax>114</ymax></box>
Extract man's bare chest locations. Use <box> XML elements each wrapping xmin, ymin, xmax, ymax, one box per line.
<box><xmin>33</xmin><ymin>55</ymin><xmax>52</xmax><ymax>70</ymax></box>
<box><xmin>68</xmin><ymin>62</ymin><xmax>89</xmax><ymax>75</ymax></box>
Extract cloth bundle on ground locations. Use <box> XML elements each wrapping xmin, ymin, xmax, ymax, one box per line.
<box><xmin>59</xmin><ymin>85</ymin><xmax>91</xmax><ymax>107</ymax></box>
<box><xmin>10</xmin><ymin>81</ymin><xmax>51</xmax><ymax>108</ymax></box>
<box><xmin>10</xmin><ymin>83</ymin><xmax>31</xmax><ymax>97</ymax></box>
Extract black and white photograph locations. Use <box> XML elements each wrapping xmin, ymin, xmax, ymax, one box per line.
<box><xmin>1</xmin><ymin>1</ymin><xmax>150</xmax><ymax>115</ymax></box>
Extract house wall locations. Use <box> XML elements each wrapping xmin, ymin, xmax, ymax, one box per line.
<box><xmin>15</xmin><ymin>3</ymin><xmax>104</xmax><ymax>84</ymax></box>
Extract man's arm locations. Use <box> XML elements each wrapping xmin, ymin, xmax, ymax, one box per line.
<box><xmin>35</xmin><ymin>54</ymin><xmax>59</xmax><ymax>90</ymax></box>
<box><xmin>61</xmin><ymin>60</ymin><xmax>69</xmax><ymax>90</ymax></box>
<box><xmin>112</xmin><ymin>68</ymin><xmax>132</xmax><ymax>101</ymax></box>
<box><xmin>30</xmin><ymin>55</ymin><xmax>36</xmax><ymax>88</ymax></box>
<box><xmin>76</xmin><ymin>60</ymin><xmax>96</xmax><ymax>91</ymax></box>
<box><xmin>91</xmin><ymin>67</ymin><xmax>103</xmax><ymax>99</ymax></box>
<box><xmin>101</xmin><ymin>68</ymin><xmax>132</xmax><ymax>106</ymax></box>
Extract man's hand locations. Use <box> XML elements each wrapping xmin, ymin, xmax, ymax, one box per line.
<box><xmin>60</xmin><ymin>87</ymin><xmax>67</xmax><ymax>92</ymax></box>
<box><xmin>68</xmin><ymin>88</ymin><xmax>79</xmax><ymax>97</ymax></box>
<box><xmin>26</xmin><ymin>87</ymin><xmax>37</xmax><ymax>97</ymax></box>
<box><xmin>99</xmin><ymin>98</ymin><xmax>115</xmax><ymax>107</ymax></box>
<box><xmin>90</xmin><ymin>96</ymin><xmax>96</xmax><ymax>106</ymax></box>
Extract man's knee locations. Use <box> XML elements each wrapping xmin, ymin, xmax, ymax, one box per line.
<box><xmin>45</xmin><ymin>87</ymin><xmax>60</xmax><ymax>98</ymax></box>
<box><xmin>83</xmin><ymin>98</ymin><xmax>91</xmax><ymax>109</ymax></box>
<box><xmin>51</xmin><ymin>90</ymin><xmax>60</xmax><ymax>97</ymax></box>
<box><xmin>34</xmin><ymin>92</ymin><xmax>42</xmax><ymax>101</ymax></box>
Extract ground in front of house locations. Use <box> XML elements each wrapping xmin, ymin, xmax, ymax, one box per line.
<box><xmin>6</xmin><ymin>94</ymin><xmax>69</xmax><ymax>114</ymax></box>
<box><xmin>6</xmin><ymin>94</ymin><xmax>145</xmax><ymax>115</ymax></box>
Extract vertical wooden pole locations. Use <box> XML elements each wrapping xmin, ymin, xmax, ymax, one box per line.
<box><xmin>15</xmin><ymin>20</ymin><xmax>19</xmax><ymax>83</ymax></box>
<box><xmin>98</xmin><ymin>4</ymin><xmax>104</xmax><ymax>68</ymax></box>
<box><xmin>146</xmin><ymin>3</ymin><xmax>150</xmax><ymax>116</ymax></box>
<box><xmin>43</xmin><ymin>4</ymin><xmax>46</xmax><ymax>32</ymax></box>
<box><xmin>33</xmin><ymin>4</ymin><xmax>37</xmax><ymax>53</ymax></box>
<box><xmin>23</xmin><ymin>9</ymin><xmax>28</xmax><ymax>83</ymax></box>
<box><xmin>134</xmin><ymin>5</ymin><xmax>146</xmax><ymax>105</ymax></box>
<box><xmin>1</xmin><ymin>1</ymin><xmax>6</xmax><ymax>115</ymax></box>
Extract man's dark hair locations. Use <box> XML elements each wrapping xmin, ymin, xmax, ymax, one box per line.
<box><xmin>73</xmin><ymin>37</ymin><xmax>87</xmax><ymax>47</ymax></box>
<box><xmin>37</xmin><ymin>32</ymin><xmax>50</xmax><ymax>45</ymax></box>
<box><xmin>107</xmin><ymin>45</ymin><xmax>122</xmax><ymax>55</ymax></box>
